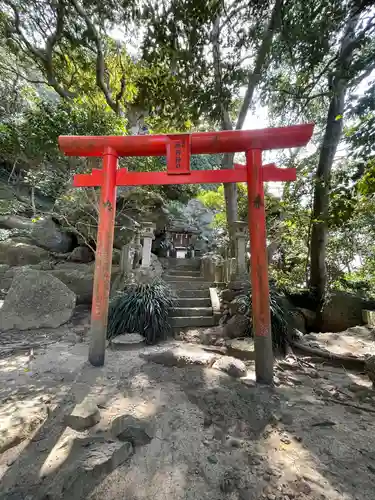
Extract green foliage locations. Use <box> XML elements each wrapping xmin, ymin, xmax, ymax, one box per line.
<box><xmin>107</xmin><ymin>279</ymin><xmax>175</xmax><ymax>344</ymax></box>
<box><xmin>197</xmin><ymin>183</ymin><xmax>248</xmax><ymax>228</ymax></box>
<box><xmin>233</xmin><ymin>283</ymin><xmax>291</xmax><ymax>355</ymax></box>
<box><xmin>0</xmin><ymin>94</ymin><xmax>126</xmax><ymax>199</ymax></box>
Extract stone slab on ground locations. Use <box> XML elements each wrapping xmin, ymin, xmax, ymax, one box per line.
<box><xmin>42</xmin><ymin>437</ymin><xmax>134</xmax><ymax>499</ymax></box>
<box><xmin>141</xmin><ymin>345</ymin><xmax>218</xmax><ymax>368</ymax></box>
<box><xmin>212</xmin><ymin>356</ymin><xmax>247</xmax><ymax>378</ymax></box>
<box><xmin>0</xmin><ymin>268</ymin><xmax>76</xmax><ymax>331</ymax></box>
<box><xmin>65</xmin><ymin>399</ymin><xmax>101</xmax><ymax>431</ymax></box>
<box><xmin>111</xmin><ymin>415</ymin><xmax>153</xmax><ymax>447</ymax></box>
<box><xmin>110</xmin><ymin>333</ymin><xmax>145</xmax><ymax>350</ymax></box>
<box><xmin>226</xmin><ymin>338</ymin><xmax>255</xmax><ymax>360</ymax></box>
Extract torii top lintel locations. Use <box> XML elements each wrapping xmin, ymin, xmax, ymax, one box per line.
<box><xmin>58</xmin><ymin>123</ymin><xmax>314</xmax><ymax>158</ymax></box>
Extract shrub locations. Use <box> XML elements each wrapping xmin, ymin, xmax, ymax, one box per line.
<box><xmin>107</xmin><ymin>279</ymin><xmax>176</xmax><ymax>344</ymax></box>
<box><xmin>232</xmin><ymin>283</ymin><xmax>291</xmax><ymax>355</ymax></box>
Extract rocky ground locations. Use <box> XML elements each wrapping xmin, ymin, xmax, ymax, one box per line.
<box><xmin>0</xmin><ymin>310</ymin><xmax>375</xmax><ymax>500</ymax></box>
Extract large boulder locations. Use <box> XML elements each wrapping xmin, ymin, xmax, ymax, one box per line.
<box><xmin>68</xmin><ymin>245</ymin><xmax>94</xmax><ymax>263</ymax></box>
<box><xmin>223</xmin><ymin>314</ymin><xmax>250</xmax><ymax>338</ymax></box>
<box><xmin>0</xmin><ymin>269</ymin><xmax>76</xmax><ymax>331</ymax></box>
<box><xmin>30</xmin><ymin>216</ymin><xmax>74</xmax><ymax>253</ymax></box>
<box><xmin>50</xmin><ymin>262</ymin><xmax>120</xmax><ymax>304</ymax></box>
<box><xmin>321</xmin><ymin>291</ymin><xmax>375</xmax><ymax>332</ymax></box>
<box><xmin>49</xmin><ymin>263</ymin><xmax>94</xmax><ymax>305</ymax></box>
<box><xmin>0</xmin><ymin>239</ymin><xmax>49</xmax><ymax>266</ymax></box>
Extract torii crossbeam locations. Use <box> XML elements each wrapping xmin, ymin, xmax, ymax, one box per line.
<box><xmin>59</xmin><ymin>123</ymin><xmax>314</xmax><ymax>384</ymax></box>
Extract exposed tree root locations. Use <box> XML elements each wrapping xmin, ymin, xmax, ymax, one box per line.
<box><xmin>291</xmin><ymin>340</ymin><xmax>367</xmax><ymax>371</ymax></box>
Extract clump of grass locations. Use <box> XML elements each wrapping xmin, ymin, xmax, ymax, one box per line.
<box><xmin>107</xmin><ymin>278</ymin><xmax>175</xmax><ymax>344</ymax></box>
<box><xmin>232</xmin><ymin>283</ymin><xmax>291</xmax><ymax>355</ymax></box>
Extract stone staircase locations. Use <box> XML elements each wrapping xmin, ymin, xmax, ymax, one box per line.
<box><xmin>164</xmin><ymin>258</ymin><xmax>216</xmax><ymax>328</ymax></box>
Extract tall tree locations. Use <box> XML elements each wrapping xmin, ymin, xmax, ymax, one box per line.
<box><xmin>309</xmin><ymin>0</ymin><xmax>375</xmax><ymax>322</ymax></box>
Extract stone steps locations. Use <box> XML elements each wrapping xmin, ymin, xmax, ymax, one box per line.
<box><xmin>167</xmin><ymin>270</ymin><xmax>201</xmax><ymax>277</ymax></box>
<box><xmin>164</xmin><ymin>258</ymin><xmax>201</xmax><ymax>270</ymax></box>
<box><xmin>170</xmin><ymin>316</ymin><xmax>216</xmax><ymax>328</ymax></box>
<box><xmin>170</xmin><ymin>307</ymin><xmax>213</xmax><ymax>317</ymax></box>
<box><xmin>175</xmin><ymin>297</ymin><xmax>212</xmax><ymax>307</ymax></box>
<box><xmin>167</xmin><ymin>280</ymin><xmax>213</xmax><ymax>290</ymax></box>
<box><xmin>164</xmin><ymin>275</ymin><xmax>207</xmax><ymax>282</ymax></box>
<box><xmin>166</xmin><ymin>261</ymin><xmax>217</xmax><ymax>329</ymax></box>
<box><xmin>175</xmin><ymin>289</ymin><xmax>210</xmax><ymax>299</ymax></box>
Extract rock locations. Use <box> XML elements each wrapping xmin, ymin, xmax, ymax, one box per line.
<box><xmin>0</xmin><ymin>263</ymin><xmax>10</xmax><ymax>281</ymax></box>
<box><xmin>110</xmin><ymin>333</ymin><xmax>145</xmax><ymax>349</ymax></box>
<box><xmin>321</xmin><ymin>291</ymin><xmax>375</xmax><ymax>332</ymax></box>
<box><xmin>111</xmin><ymin>414</ymin><xmax>152</xmax><ymax>446</ymax></box>
<box><xmin>0</xmin><ymin>403</ymin><xmax>47</xmax><ymax>453</ymax></box>
<box><xmin>0</xmin><ymin>269</ymin><xmax>76</xmax><ymax>331</ymax></box>
<box><xmin>212</xmin><ymin>356</ymin><xmax>247</xmax><ymax>378</ymax></box>
<box><xmin>141</xmin><ymin>346</ymin><xmax>218</xmax><ymax>368</ymax></box>
<box><xmin>290</xmin><ymin>309</ymin><xmax>306</xmax><ymax>334</ymax></box>
<box><xmin>221</xmin><ymin>289</ymin><xmax>236</xmax><ymax>303</ymax></box>
<box><xmin>1</xmin><ymin>264</ymin><xmax>43</xmax><ymax>294</ymax></box>
<box><xmin>226</xmin><ymin>338</ymin><xmax>255</xmax><ymax>360</ymax></box>
<box><xmin>31</xmin><ymin>216</ymin><xmax>74</xmax><ymax>253</ymax></box>
<box><xmin>50</xmin><ymin>263</ymin><xmax>119</xmax><ymax>305</ymax></box>
<box><xmin>49</xmin><ymin>263</ymin><xmax>94</xmax><ymax>305</ymax></box>
<box><xmin>65</xmin><ymin>400</ymin><xmax>101</xmax><ymax>430</ymax></box>
<box><xmin>44</xmin><ymin>437</ymin><xmax>133</xmax><ymax>498</ymax></box>
<box><xmin>228</xmin><ymin>280</ymin><xmax>250</xmax><ymax>291</ymax></box>
<box><xmin>199</xmin><ymin>325</ymin><xmax>228</xmax><ymax>345</ymax></box>
<box><xmin>112</xmin><ymin>248</ymin><xmax>121</xmax><ymax>265</ymax></box>
<box><xmin>365</xmin><ymin>355</ymin><xmax>375</xmax><ymax>387</ymax></box>
<box><xmin>224</xmin><ymin>314</ymin><xmax>250</xmax><ymax>339</ymax></box>
<box><xmin>0</xmin><ymin>239</ymin><xmax>49</xmax><ymax>266</ymax></box>
<box><xmin>131</xmin><ymin>253</ymin><xmax>163</xmax><ymax>283</ymax></box>
<box><xmin>69</xmin><ymin>245</ymin><xmax>94</xmax><ymax>263</ymax></box>
<box><xmin>228</xmin><ymin>301</ymin><xmax>241</xmax><ymax>315</ymax></box>
<box><xmin>0</xmin><ymin>264</ymin><xmax>10</xmax><ymax>297</ymax></box>
<box><xmin>297</xmin><ymin>307</ymin><xmax>316</xmax><ymax>330</ymax></box>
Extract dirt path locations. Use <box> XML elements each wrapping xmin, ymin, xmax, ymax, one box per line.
<box><xmin>0</xmin><ymin>316</ymin><xmax>374</xmax><ymax>499</ymax></box>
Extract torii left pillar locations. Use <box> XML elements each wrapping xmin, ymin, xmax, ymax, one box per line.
<box><xmin>89</xmin><ymin>147</ymin><xmax>118</xmax><ymax>366</ymax></box>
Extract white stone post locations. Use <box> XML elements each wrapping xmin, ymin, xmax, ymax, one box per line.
<box><xmin>234</xmin><ymin>221</ymin><xmax>248</xmax><ymax>276</ymax></box>
<box><xmin>141</xmin><ymin>222</ymin><xmax>156</xmax><ymax>268</ymax></box>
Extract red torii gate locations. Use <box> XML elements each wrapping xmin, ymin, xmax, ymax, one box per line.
<box><xmin>59</xmin><ymin>123</ymin><xmax>314</xmax><ymax>384</ymax></box>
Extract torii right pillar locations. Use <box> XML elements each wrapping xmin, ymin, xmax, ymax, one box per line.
<box><xmin>247</xmin><ymin>149</ymin><xmax>273</xmax><ymax>384</ymax></box>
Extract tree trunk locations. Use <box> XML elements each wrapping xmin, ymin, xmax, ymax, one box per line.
<box><xmin>213</xmin><ymin>0</ymin><xmax>283</xmax><ymax>254</ymax></box>
<box><xmin>309</xmin><ymin>8</ymin><xmax>361</xmax><ymax>327</ymax></box>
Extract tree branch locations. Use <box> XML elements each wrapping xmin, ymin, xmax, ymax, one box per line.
<box><xmin>4</xmin><ymin>0</ymin><xmax>76</xmax><ymax>99</ymax></box>
<box><xmin>236</xmin><ymin>0</ymin><xmax>283</xmax><ymax>130</ymax></box>
<box><xmin>70</xmin><ymin>0</ymin><xmax>121</xmax><ymax>114</ymax></box>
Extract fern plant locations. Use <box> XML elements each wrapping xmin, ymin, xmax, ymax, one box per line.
<box><xmin>107</xmin><ymin>279</ymin><xmax>176</xmax><ymax>344</ymax></box>
<box><xmin>232</xmin><ymin>283</ymin><xmax>291</xmax><ymax>354</ymax></box>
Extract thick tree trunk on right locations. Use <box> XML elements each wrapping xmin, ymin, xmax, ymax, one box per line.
<box><xmin>309</xmin><ymin>7</ymin><xmax>361</xmax><ymax>327</ymax></box>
